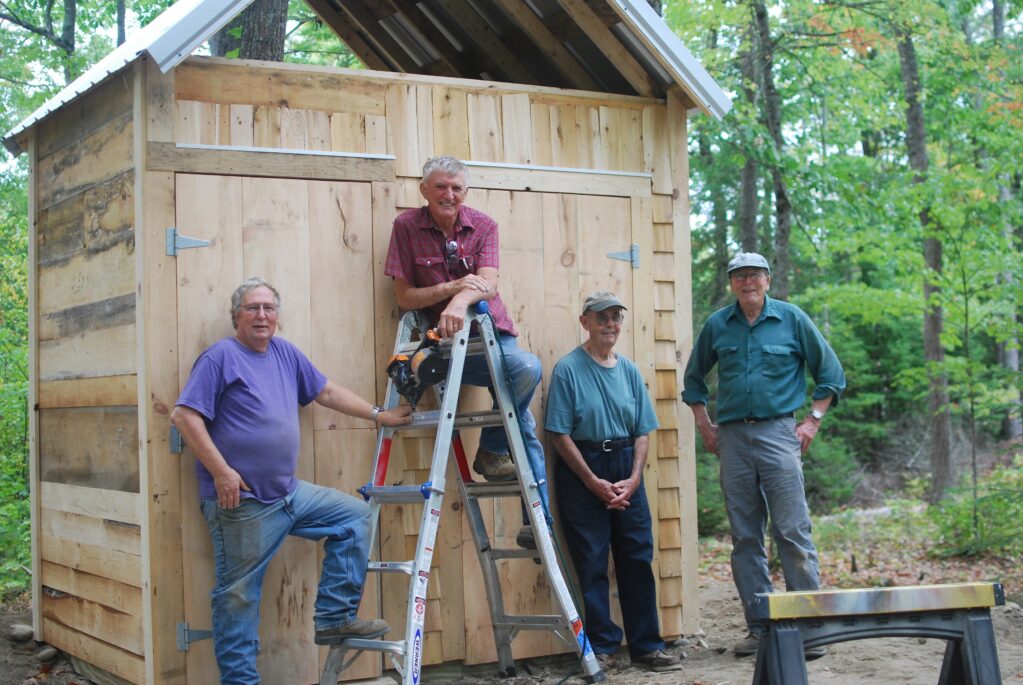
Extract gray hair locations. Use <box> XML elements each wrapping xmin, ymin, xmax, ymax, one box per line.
<box><xmin>230</xmin><ymin>277</ymin><xmax>281</xmax><ymax>329</ymax></box>
<box><xmin>421</xmin><ymin>156</ymin><xmax>469</xmax><ymax>185</ymax></box>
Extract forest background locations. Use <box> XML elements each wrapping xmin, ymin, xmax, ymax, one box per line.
<box><xmin>1</xmin><ymin>0</ymin><xmax>1022</xmax><ymax>598</ymax></box>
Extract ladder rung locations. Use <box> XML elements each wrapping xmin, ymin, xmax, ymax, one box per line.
<box><xmin>394</xmin><ymin>338</ymin><xmax>488</xmax><ymax>357</ymax></box>
<box><xmin>492</xmin><ymin>615</ymin><xmax>565</xmax><ymax>629</ymax></box>
<box><xmin>490</xmin><ymin>548</ymin><xmax>539</xmax><ymax>560</ymax></box>
<box><xmin>368</xmin><ymin>561</ymin><xmax>414</xmax><ymax>574</ymax></box>
<box><xmin>323</xmin><ymin>638</ymin><xmax>406</xmax><ymax>655</ymax></box>
<box><xmin>462</xmin><ymin>481</ymin><xmax>521</xmax><ymax>498</ymax></box>
<box><xmin>391</xmin><ymin>409</ymin><xmax>505</xmax><ymax>432</ymax></box>
<box><xmin>361</xmin><ymin>484</ymin><xmax>442</xmax><ymax>503</ymax></box>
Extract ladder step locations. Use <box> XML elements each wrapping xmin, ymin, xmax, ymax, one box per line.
<box><xmin>391</xmin><ymin>409</ymin><xmax>505</xmax><ymax>432</ymax></box>
<box><xmin>394</xmin><ymin>338</ymin><xmax>488</xmax><ymax>357</ymax></box>
<box><xmin>323</xmin><ymin>638</ymin><xmax>406</xmax><ymax>655</ymax></box>
<box><xmin>492</xmin><ymin>615</ymin><xmax>565</xmax><ymax>630</ymax></box>
<box><xmin>360</xmin><ymin>484</ymin><xmax>442</xmax><ymax>503</ymax></box>
<box><xmin>368</xmin><ymin>561</ymin><xmax>414</xmax><ymax>574</ymax></box>
<box><xmin>490</xmin><ymin>548</ymin><xmax>539</xmax><ymax>560</ymax></box>
<box><xmin>463</xmin><ymin>481</ymin><xmax>522</xmax><ymax>498</ymax></box>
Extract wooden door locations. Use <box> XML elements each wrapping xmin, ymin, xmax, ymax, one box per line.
<box><xmin>373</xmin><ymin>186</ymin><xmax>652</xmax><ymax>667</ymax></box>
<box><xmin>172</xmin><ymin>173</ymin><xmax>382</xmax><ymax>683</ymax></box>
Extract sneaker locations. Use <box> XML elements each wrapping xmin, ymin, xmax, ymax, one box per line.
<box><xmin>473</xmin><ymin>447</ymin><xmax>516</xmax><ymax>482</ymax></box>
<box><xmin>632</xmin><ymin>649</ymin><xmax>683</xmax><ymax>672</ymax></box>
<box><xmin>516</xmin><ymin>524</ymin><xmax>536</xmax><ymax>549</ymax></box>
<box><xmin>805</xmin><ymin>644</ymin><xmax>828</xmax><ymax>661</ymax></box>
<box><xmin>314</xmin><ymin>618</ymin><xmax>389</xmax><ymax>645</ymax></box>
<box><xmin>733</xmin><ymin>632</ymin><xmax>760</xmax><ymax>657</ymax></box>
<box><xmin>596</xmin><ymin>652</ymin><xmax>618</xmax><ymax>671</ymax></box>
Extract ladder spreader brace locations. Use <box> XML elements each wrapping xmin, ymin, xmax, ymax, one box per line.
<box><xmin>318</xmin><ymin>304</ymin><xmax>604</xmax><ymax>684</ymax></box>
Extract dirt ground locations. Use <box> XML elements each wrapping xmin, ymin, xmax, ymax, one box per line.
<box><xmin>4</xmin><ymin>576</ymin><xmax>1022</xmax><ymax>685</ymax></box>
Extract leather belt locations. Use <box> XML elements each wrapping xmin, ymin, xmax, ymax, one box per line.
<box><xmin>725</xmin><ymin>412</ymin><xmax>794</xmax><ymax>425</ymax></box>
<box><xmin>574</xmin><ymin>437</ymin><xmax>636</xmax><ymax>453</ymax></box>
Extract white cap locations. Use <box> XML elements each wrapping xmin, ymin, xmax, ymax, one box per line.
<box><xmin>727</xmin><ymin>252</ymin><xmax>770</xmax><ymax>274</ymax></box>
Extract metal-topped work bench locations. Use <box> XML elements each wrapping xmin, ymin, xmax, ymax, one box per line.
<box><xmin>750</xmin><ymin>582</ymin><xmax>1006</xmax><ymax>685</ymax></box>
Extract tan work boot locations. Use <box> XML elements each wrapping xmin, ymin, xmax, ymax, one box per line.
<box><xmin>473</xmin><ymin>447</ymin><xmax>516</xmax><ymax>482</ymax></box>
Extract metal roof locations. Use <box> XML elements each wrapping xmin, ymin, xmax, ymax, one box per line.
<box><xmin>4</xmin><ymin>0</ymin><xmax>731</xmax><ymax>156</ymax></box>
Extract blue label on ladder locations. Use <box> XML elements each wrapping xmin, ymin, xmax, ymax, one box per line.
<box><xmin>571</xmin><ymin>618</ymin><xmax>593</xmax><ymax>656</ymax></box>
<box><xmin>412</xmin><ymin>628</ymin><xmax>423</xmax><ymax>684</ymax></box>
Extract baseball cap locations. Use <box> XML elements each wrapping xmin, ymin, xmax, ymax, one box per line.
<box><xmin>582</xmin><ymin>291</ymin><xmax>627</xmax><ymax>315</ymax></box>
<box><xmin>727</xmin><ymin>252</ymin><xmax>770</xmax><ymax>274</ymax></box>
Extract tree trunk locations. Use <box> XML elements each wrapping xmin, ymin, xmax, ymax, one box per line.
<box><xmin>989</xmin><ymin>0</ymin><xmax>1022</xmax><ymax>441</ymax></box>
<box><xmin>738</xmin><ymin>39</ymin><xmax>759</xmax><ymax>254</ymax></box>
<box><xmin>896</xmin><ymin>27</ymin><xmax>955</xmax><ymax>501</ymax></box>
<box><xmin>117</xmin><ymin>0</ymin><xmax>126</xmax><ymax>46</ymax></box>
<box><xmin>697</xmin><ymin>132</ymin><xmax>732</xmax><ymax>306</ymax></box>
<box><xmin>210</xmin><ymin>0</ymin><xmax>288</xmax><ymax>61</ymax></box>
<box><xmin>60</xmin><ymin>0</ymin><xmax>77</xmax><ymax>81</ymax></box>
<box><xmin>753</xmin><ymin>0</ymin><xmax>793</xmax><ymax>299</ymax></box>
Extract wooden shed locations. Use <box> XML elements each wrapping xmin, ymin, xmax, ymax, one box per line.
<box><xmin>3</xmin><ymin>0</ymin><xmax>730</xmax><ymax>682</ymax></box>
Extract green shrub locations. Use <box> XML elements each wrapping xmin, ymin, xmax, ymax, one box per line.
<box><xmin>803</xmin><ymin>436</ymin><xmax>860</xmax><ymax>514</ymax></box>
<box><xmin>695</xmin><ymin>447</ymin><xmax>729</xmax><ymax>536</ymax></box>
<box><xmin>929</xmin><ymin>459</ymin><xmax>1023</xmax><ymax>557</ymax></box>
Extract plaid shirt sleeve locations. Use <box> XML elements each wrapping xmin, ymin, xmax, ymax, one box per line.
<box><xmin>469</xmin><ymin>208</ymin><xmax>500</xmax><ymax>270</ymax></box>
<box><xmin>384</xmin><ymin>212</ymin><xmax>415</xmax><ymax>281</ymax></box>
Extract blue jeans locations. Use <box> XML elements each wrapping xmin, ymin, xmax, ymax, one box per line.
<box><xmin>554</xmin><ymin>445</ymin><xmax>664</xmax><ymax>658</ymax></box>
<box><xmin>717</xmin><ymin>417</ymin><xmax>820</xmax><ymax>633</ymax></box>
<box><xmin>462</xmin><ymin>333</ymin><xmax>549</xmax><ymax>519</ymax></box>
<box><xmin>200</xmin><ymin>480</ymin><xmax>371</xmax><ymax>685</ymax></box>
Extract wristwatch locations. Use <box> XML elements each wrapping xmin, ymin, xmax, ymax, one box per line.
<box><xmin>809</xmin><ymin>408</ymin><xmax>825</xmax><ymax>421</ymax></box>
<box><xmin>371</xmin><ymin>405</ymin><xmax>384</xmax><ymax>423</ymax></box>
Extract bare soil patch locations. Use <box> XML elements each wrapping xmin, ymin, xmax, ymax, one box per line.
<box><xmin>5</xmin><ymin>576</ymin><xmax>1021</xmax><ymax>685</ymax></box>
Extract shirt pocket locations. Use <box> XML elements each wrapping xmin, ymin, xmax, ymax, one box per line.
<box><xmin>714</xmin><ymin>344</ymin><xmax>741</xmax><ymax>383</ymax></box>
<box><xmin>761</xmin><ymin>344</ymin><xmax>793</xmax><ymax>379</ymax></box>
<box><xmin>414</xmin><ymin>255</ymin><xmax>446</xmax><ymax>269</ymax></box>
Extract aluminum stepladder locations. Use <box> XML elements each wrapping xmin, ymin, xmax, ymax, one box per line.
<box><xmin>318</xmin><ymin>304</ymin><xmax>604</xmax><ymax>685</ymax></box>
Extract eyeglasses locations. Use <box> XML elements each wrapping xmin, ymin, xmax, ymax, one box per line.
<box><xmin>241</xmin><ymin>304</ymin><xmax>278</xmax><ymax>315</ymax></box>
<box><xmin>730</xmin><ymin>270</ymin><xmax>768</xmax><ymax>282</ymax></box>
<box><xmin>591</xmin><ymin>311</ymin><xmax>625</xmax><ymax>325</ymax></box>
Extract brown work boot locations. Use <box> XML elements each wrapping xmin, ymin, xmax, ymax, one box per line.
<box><xmin>733</xmin><ymin>632</ymin><xmax>760</xmax><ymax>657</ymax></box>
<box><xmin>314</xmin><ymin>618</ymin><xmax>389</xmax><ymax>645</ymax></box>
<box><xmin>473</xmin><ymin>447</ymin><xmax>516</xmax><ymax>482</ymax></box>
<box><xmin>596</xmin><ymin>652</ymin><xmax>618</xmax><ymax>671</ymax></box>
<box><xmin>516</xmin><ymin>524</ymin><xmax>536</xmax><ymax>549</ymax></box>
<box><xmin>632</xmin><ymin>649</ymin><xmax>683</xmax><ymax>672</ymax></box>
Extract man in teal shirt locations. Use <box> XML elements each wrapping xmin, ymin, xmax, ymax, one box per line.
<box><xmin>547</xmin><ymin>292</ymin><xmax>681</xmax><ymax>673</ymax></box>
<box><xmin>682</xmin><ymin>253</ymin><xmax>845</xmax><ymax>659</ymax></box>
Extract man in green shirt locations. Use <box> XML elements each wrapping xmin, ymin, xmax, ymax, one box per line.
<box><xmin>682</xmin><ymin>252</ymin><xmax>846</xmax><ymax>658</ymax></box>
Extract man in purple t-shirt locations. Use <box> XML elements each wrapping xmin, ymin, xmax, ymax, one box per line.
<box><xmin>384</xmin><ymin>155</ymin><xmax>548</xmax><ymax>547</ymax></box>
<box><xmin>172</xmin><ymin>277</ymin><xmax>410</xmax><ymax>685</ymax></box>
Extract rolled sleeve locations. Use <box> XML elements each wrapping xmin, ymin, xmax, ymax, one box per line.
<box><xmin>798</xmin><ymin>314</ymin><xmax>846</xmax><ymax>406</ymax></box>
<box><xmin>681</xmin><ymin>325</ymin><xmax>714</xmax><ymax>406</ymax></box>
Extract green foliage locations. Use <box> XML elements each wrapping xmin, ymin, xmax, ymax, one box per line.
<box><xmin>0</xmin><ymin>160</ymin><xmax>29</xmax><ymax>597</ymax></box>
<box><xmin>695</xmin><ymin>448</ymin><xmax>728</xmax><ymax>535</ymax></box>
<box><xmin>929</xmin><ymin>459</ymin><xmax>1023</xmax><ymax>556</ymax></box>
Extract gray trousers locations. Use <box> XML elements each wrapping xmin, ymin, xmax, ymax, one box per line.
<box><xmin>717</xmin><ymin>416</ymin><xmax>820</xmax><ymax>632</ymax></box>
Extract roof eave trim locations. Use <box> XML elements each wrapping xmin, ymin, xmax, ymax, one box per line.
<box><xmin>609</xmin><ymin>0</ymin><xmax>732</xmax><ymax>120</ymax></box>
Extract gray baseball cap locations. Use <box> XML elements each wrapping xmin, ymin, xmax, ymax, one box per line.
<box><xmin>727</xmin><ymin>252</ymin><xmax>770</xmax><ymax>274</ymax></box>
<box><xmin>581</xmin><ymin>291</ymin><xmax>627</xmax><ymax>315</ymax></box>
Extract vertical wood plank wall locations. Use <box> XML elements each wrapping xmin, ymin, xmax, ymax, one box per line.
<box><xmin>27</xmin><ymin>54</ymin><xmax>700</xmax><ymax>683</ymax></box>
<box><xmin>32</xmin><ymin>71</ymin><xmax>146</xmax><ymax>683</ymax></box>
<box><xmin>169</xmin><ymin>57</ymin><xmax>700</xmax><ymax>654</ymax></box>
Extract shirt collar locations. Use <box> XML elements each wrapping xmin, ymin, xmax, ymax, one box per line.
<box><xmin>727</xmin><ymin>294</ymin><xmax>780</xmax><ymax>324</ymax></box>
<box><xmin>414</xmin><ymin>206</ymin><xmax>475</xmax><ymax>235</ymax></box>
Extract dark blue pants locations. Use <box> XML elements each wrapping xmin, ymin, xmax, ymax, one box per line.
<box><xmin>554</xmin><ymin>445</ymin><xmax>664</xmax><ymax>658</ymax></box>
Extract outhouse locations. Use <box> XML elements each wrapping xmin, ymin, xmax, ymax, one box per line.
<box><xmin>3</xmin><ymin>0</ymin><xmax>731</xmax><ymax>682</ymax></box>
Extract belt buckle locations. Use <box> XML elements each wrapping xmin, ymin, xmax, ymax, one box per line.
<box><xmin>743</xmin><ymin>417</ymin><xmax>757</xmax><ymax>424</ymax></box>
<box><xmin>601</xmin><ymin>439</ymin><xmax>612</xmax><ymax>452</ymax></box>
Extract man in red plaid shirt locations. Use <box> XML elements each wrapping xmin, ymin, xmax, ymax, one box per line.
<box><xmin>384</xmin><ymin>156</ymin><xmax>547</xmax><ymax>548</ymax></box>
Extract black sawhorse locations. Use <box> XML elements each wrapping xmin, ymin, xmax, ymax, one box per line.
<box><xmin>750</xmin><ymin>582</ymin><xmax>1005</xmax><ymax>685</ymax></box>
